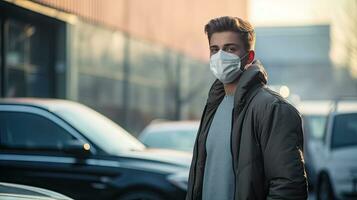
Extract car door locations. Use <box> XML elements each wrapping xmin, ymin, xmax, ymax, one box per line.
<box><xmin>0</xmin><ymin>105</ymin><xmax>117</xmax><ymax>199</ymax></box>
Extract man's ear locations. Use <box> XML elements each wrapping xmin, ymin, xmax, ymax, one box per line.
<box><xmin>247</xmin><ymin>50</ymin><xmax>255</xmax><ymax>63</ymax></box>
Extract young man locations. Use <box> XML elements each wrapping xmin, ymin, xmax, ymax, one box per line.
<box><xmin>186</xmin><ymin>16</ymin><xmax>308</xmax><ymax>200</ymax></box>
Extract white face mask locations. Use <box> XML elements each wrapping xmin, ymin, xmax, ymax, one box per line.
<box><xmin>209</xmin><ymin>50</ymin><xmax>248</xmax><ymax>84</ymax></box>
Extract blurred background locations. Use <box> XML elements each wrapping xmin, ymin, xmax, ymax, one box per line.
<box><xmin>0</xmin><ymin>0</ymin><xmax>356</xmax><ymax>135</ymax></box>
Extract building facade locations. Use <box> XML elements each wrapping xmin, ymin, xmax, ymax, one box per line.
<box><xmin>2</xmin><ymin>0</ymin><xmax>250</xmax><ymax>134</ymax></box>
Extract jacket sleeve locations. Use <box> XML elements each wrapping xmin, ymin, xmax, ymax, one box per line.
<box><xmin>259</xmin><ymin>102</ymin><xmax>308</xmax><ymax>199</ymax></box>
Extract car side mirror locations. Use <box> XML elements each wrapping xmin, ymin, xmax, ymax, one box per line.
<box><xmin>63</xmin><ymin>140</ymin><xmax>91</xmax><ymax>158</ymax></box>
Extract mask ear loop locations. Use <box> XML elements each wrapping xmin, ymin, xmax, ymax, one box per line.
<box><xmin>239</xmin><ymin>52</ymin><xmax>249</xmax><ymax>71</ymax></box>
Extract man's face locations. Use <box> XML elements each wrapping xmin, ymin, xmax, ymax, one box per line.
<box><xmin>209</xmin><ymin>31</ymin><xmax>247</xmax><ymax>61</ymax></box>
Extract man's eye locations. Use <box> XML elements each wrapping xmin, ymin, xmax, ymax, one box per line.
<box><xmin>210</xmin><ymin>49</ymin><xmax>218</xmax><ymax>54</ymax></box>
<box><xmin>227</xmin><ymin>47</ymin><xmax>236</xmax><ymax>52</ymax></box>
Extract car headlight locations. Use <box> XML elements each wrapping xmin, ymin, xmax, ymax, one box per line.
<box><xmin>167</xmin><ymin>171</ymin><xmax>189</xmax><ymax>191</ymax></box>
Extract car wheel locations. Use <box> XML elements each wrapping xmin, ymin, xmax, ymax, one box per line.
<box><xmin>118</xmin><ymin>190</ymin><xmax>165</xmax><ymax>200</ymax></box>
<box><xmin>317</xmin><ymin>174</ymin><xmax>335</xmax><ymax>200</ymax></box>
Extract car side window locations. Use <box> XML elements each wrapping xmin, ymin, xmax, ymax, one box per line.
<box><xmin>0</xmin><ymin>111</ymin><xmax>75</xmax><ymax>150</ymax></box>
<box><xmin>331</xmin><ymin>114</ymin><xmax>357</xmax><ymax>149</ymax></box>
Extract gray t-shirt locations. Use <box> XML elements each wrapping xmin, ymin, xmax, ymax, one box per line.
<box><xmin>202</xmin><ymin>95</ymin><xmax>235</xmax><ymax>200</ymax></box>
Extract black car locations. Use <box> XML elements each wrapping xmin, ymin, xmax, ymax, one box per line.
<box><xmin>0</xmin><ymin>182</ymin><xmax>73</xmax><ymax>200</ymax></box>
<box><xmin>0</xmin><ymin>98</ymin><xmax>191</xmax><ymax>200</ymax></box>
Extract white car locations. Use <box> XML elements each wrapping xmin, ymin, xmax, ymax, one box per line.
<box><xmin>139</xmin><ymin>120</ymin><xmax>199</xmax><ymax>153</ymax></box>
<box><xmin>300</xmin><ymin>101</ymin><xmax>357</xmax><ymax>200</ymax></box>
<box><xmin>297</xmin><ymin>101</ymin><xmax>331</xmax><ymax>189</ymax></box>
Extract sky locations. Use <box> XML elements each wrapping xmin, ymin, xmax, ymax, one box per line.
<box><xmin>248</xmin><ymin>0</ymin><xmax>333</xmax><ymax>26</ymax></box>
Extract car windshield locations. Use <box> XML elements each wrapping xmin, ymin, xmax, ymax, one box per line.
<box><xmin>332</xmin><ymin>113</ymin><xmax>357</xmax><ymax>149</ymax></box>
<box><xmin>141</xmin><ymin>129</ymin><xmax>197</xmax><ymax>152</ymax></box>
<box><xmin>303</xmin><ymin>115</ymin><xmax>327</xmax><ymax>140</ymax></box>
<box><xmin>52</xmin><ymin>102</ymin><xmax>145</xmax><ymax>154</ymax></box>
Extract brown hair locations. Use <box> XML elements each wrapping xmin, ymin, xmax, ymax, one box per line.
<box><xmin>204</xmin><ymin>16</ymin><xmax>256</xmax><ymax>51</ymax></box>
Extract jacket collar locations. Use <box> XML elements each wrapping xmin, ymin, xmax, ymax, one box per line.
<box><xmin>206</xmin><ymin>60</ymin><xmax>268</xmax><ymax>108</ymax></box>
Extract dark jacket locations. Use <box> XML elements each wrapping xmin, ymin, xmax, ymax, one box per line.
<box><xmin>186</xmin><ymin>61</ymin><xmax>308</xmax><ymax>200</ymax></box>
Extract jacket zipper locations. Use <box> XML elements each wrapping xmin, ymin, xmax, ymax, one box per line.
<box><xmin>231</xmin><ymin>102</ymin><xmax>245</xmax><ymax>200</ymax></box>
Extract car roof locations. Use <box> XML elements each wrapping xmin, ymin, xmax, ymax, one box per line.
<box><xmin>333</xmin><ymin>101</ymin><xmax>357</xmax><ymax>114</ymax></box>
<box><xmin>0</xmin><ymin>98</ymin><xmax>82</xmax><ymax>112</ymax></box>
<box><xmin>297</xmin><ymin>100</ymin><xmax>357</xmax><ymax>116</ymax></box>
<box><xmin>0</xmin><ymin>182</ymin><xmax>72</xmax><ymax>200</ymax></box>
<box><xmin>142</xmin><ymin>120</ymin><xmax>200</xmax><ymax>133</ymax></box>
<box><xmin>296</xmin><ymin>100</ymin><xmax>332</xmax><ymax>116</ymax></box>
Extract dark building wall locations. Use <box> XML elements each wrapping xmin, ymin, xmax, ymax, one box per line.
<box><xmin>0</xmin><ymin>1</ymin><xmax>66</xmax><ymax>98</ymax></box>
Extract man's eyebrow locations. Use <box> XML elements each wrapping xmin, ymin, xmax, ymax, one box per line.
<box><xmin>209</xmin><ymin>43</ymin><xmax>240</xmax><ymax>48</ymax></box>
<box><xmin>223</xmin><ymin>43</ymin><xmax>239</xmax><ymax>47</ymax></box>
<box><xmin>209</xmin><ymin>45</ymin><xmax>219</xmax><ymax>48</ymax></box>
